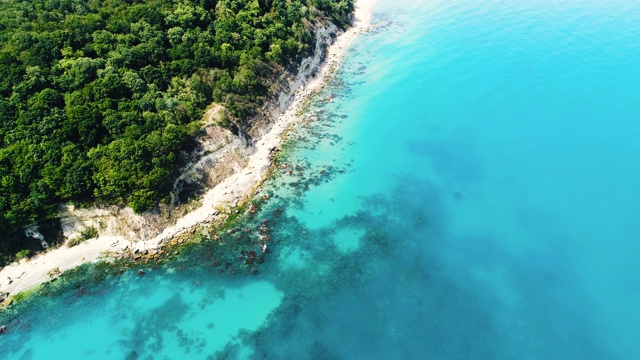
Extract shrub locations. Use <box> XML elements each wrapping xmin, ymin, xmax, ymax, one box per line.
<box><xmin>80</xmin><ymin>226</ymin><xmax>99</xmax><ymax>240</ymax></box>
<box><xmin>15</xmin><ymin>249</ymin><xmax>31</xmax><ymax>260</ymax></box>
<box><xmin>67</xmin><ymin>226</ymin><xmax>98</xmax><ymax>247</ymax></box>
<box><xmin>67</xmin><ymin>237</ymin><xmax>85</xmax><ymax>248</ymax></box>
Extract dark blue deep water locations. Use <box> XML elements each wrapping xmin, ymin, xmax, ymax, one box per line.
<box><xmin>2</xmin><ymin>0</ymin><xmax>640</xmax><ymax>358</ymax></box>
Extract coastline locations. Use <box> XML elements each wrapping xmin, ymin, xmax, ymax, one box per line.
<box><xmin>0</xmin><ymin>0</ymin><xmax>376</xmax><ymax>300</ymax></box>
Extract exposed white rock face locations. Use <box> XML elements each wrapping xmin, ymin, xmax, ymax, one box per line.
<box><xmin>24</xmin><ymin>226</ymin><xmax>48</xmax><ymax>249</ymax></box>
<box><xmin>248</xmin><ymin>21</ymin><xmax>341</xmax><ymax>140</ymax></box>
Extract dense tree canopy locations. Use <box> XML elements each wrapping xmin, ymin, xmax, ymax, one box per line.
<box><xmin>0</xmin><ymin>0</ymin><xmax>353</xmax><ymax>232</ymax></box>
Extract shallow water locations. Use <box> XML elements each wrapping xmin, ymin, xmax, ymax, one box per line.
<box><xmin>3</xmin><ymin>0</ymin><xmax>640</xmax><ymax>358</ymax></box>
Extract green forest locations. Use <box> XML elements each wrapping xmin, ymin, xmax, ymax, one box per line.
<box><xmin>0</xmin><ymin>0</ymin><xmax>353</xmax><ymax>233</ymax></box>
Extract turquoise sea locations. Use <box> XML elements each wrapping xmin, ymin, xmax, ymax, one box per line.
<box><xmin>2</xmin><ymin>0</ymin><xmax>640</xmax><ymax>358</ymax></box>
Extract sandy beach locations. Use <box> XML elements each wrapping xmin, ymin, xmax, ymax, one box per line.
<box><xmin>0</xmin><ymin>0</ymin><xmax>377</xmax><ymax>299</ymax></box>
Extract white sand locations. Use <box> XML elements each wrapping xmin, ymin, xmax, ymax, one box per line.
<box><xmin>0</xmin><ymin>0</ymin><xmax>377</xmax><ymax>298</ymax></box>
